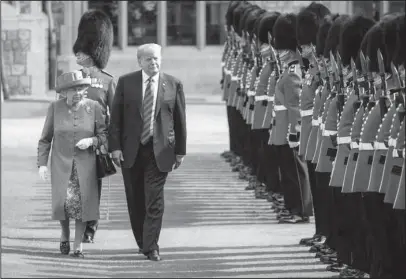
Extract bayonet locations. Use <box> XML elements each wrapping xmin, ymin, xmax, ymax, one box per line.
<box><xmin>297</xmin><ymin>48</ymin><xmax>306</xmax><ymax>79</ymax></box>
<box><xmin>321</xmin><ymin>57</ymin><xmax>331</xmax><ymax>91</ymax></box>
<box><xmin>351</xmin><ymin>57</ymin><xmax>360</xmax><ymax>100</ymax></box>
<box><xmin>377</xmin><ymin>49</ymin><xmax>389</xmax><ymax>119</ymax></box>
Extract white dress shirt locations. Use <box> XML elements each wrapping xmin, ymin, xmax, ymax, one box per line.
<box><xmin>142</xmin><ymin>70</ymin><xmax>159</xmax><ymax>137</ymax></box>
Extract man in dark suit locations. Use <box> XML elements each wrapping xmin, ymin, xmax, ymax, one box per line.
<box><xmin>108</xmin><ymin>43</ymin><xmax>187</xmax><ymax>261</ymax></box>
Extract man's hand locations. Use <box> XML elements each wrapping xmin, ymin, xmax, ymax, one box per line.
<box><xmin>172</xmin><ymin>155</ymin><xmax>184</xmax><ymax>170</ymax></box>
<box><xmin>39</xmin><ymin>166</ymin><xmax>49</xmax><ymax>181</ymax></box>
<box><xmin>112</xmin><ymin>150</ymin><xmax>124</xmax><ymax>168</ymax></box>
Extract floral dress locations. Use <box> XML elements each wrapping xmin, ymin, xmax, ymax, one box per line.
<box><xmin>64</xmin><ymin>160</ymin><xmax>83</xmax><ymax>220</ymax></box>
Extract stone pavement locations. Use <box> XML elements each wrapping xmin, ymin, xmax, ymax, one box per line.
<box><xmin>1</xmin><ymin>103</ymin><xmax>336</xmax><ymax>278</ymax></box>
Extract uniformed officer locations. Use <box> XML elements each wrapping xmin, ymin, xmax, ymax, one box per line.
<box><xmin>305</xmin><ymin>14</ymin><xmax>338</xmax><ymax>252</ymax></box>
<box><xmin>295</xmin><ymin>2</ymin><xmax>331</xmax><ymax>246</ymax></box>
<box><xmin>269</xmin><ymin>13</ymin><xmax>313</xmax><ymax>224</ymax></box>
<box><xmin>67</xmin><ymin>10</ymin><xmax>116</xmax><ymax>243</ymax></box>
<box><xmin>247</xmin><ymin>12</ymin><xmax>282</xmax><ymax>200</ymax></box>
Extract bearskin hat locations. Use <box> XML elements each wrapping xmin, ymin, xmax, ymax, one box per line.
<box><xmin>239</xmin><ymin>5</ymin><xmax>260</xmax><ymax>35</ymax></box>
<box><xmin>297</xmin><ymin>10</ymin><xmax>320</xmax><ymax>46</ymax></box>
<box><xmin>246</xmin><ymin>9</ymin><xmax>266</xmax><ymax>39</ymax></box>
<box><xmin>339</xmin><ymin>15</ymin><xmax>375</xmax><ymax>67</ymax></box>
<box><xmin>382</xmin><ymin>13</ymin><xmax>404</xmax><ymax>67</ymax></box>
<box><xmin>226</xmin><ymin>1</ymin><xmax>242</xmax><ymax>30</ymax></box>
<box><xmin>303</xmin><ymin>2</ymin><xmax>331</xmax><ymax>19</ymax></box>
<box><xmin>324</xmin><ymin>15</ymin><xmax>352</xmax><ymax>59</ymax></box>
<box><xmin>233</xmin><ymin>2</ymin><xmax>251</xmax><ymax>36</ymax></box>
<box><xmin>391</xmin><ymin>13</ymin><xmax>405</xmax><ymax>67</ymax></box>
<box><xmin>273</xmin><ymin>13</ymin><xmax>298</xmax><ymax>51</ymax></box>
<box><xmin>72</xmin><ymin>10</ymin><xmax>114</xmax><ymax>70</ymax></box>
<box><xmin>252</xmin><ymin>12</ymin><xmax>268</xmax><ymax>42</ymax></box>
<box><xmin>316</xmin><ymin>14</ymin><xmax>339</xmax><ymax>57</ymax></box>
<box><xmin>257</xmin><ymin>12</ymin><xmax>281</xmax><ymax>45</ymax></box>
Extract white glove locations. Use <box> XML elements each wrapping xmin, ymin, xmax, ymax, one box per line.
<box><xmin>76</xmin><ymin>138</ymin><xmax>94</xmax><ymax>150</ymax></box>
<box><xmin>289</xmin><ymin>141</ymin><xmax>300</xmax><ymax>148</ymax></box>
<box><xmin>39</xmin><ymin>166</ymin><xmax>49</xmax><ymax>181</ymax></box>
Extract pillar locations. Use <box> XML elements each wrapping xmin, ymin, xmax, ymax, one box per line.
<box><xmin>382</xmin><ymin>1</ymin><xmax>389</xmax><ymax>13</ymax></box>
<box><xmin>219</xmin><ymin>2</ymin><xmax>228</xmax><ymax>45</ymax></box>
<box><xmin>157</xmin><ymin>1</ymin><xmax>167</xmax><ymax>47</ymax></box>
<box><xmin>196</xmin><ymin>0</ymin><xmax>206</xmax><ymax>50</ymax></box>
<box><xmin>118</xmin><ymin>1</ymin><xmax>128</xmax><ymax>50</ymax></box>
<box><xmin>57</xmin><ymin>2</ymin><xmax>77</xmax><ymax>75</ymax></box>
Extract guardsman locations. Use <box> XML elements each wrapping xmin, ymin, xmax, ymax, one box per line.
<box><xmin>270</xmin><ymin>13</ymin><xmax>312</xmax><ymax>224</ymax></box>
<box><xmin>349</xmin><ymin>14</ymin><xmax>399</xmax><ymax>278</ymax></box>
<box><xmin>305</xmin><ymin>14</ymin><xmax>338</xmax><ymax>252</ymax></box>
<box><xmin>247</xmin><ymin>12</ymin><xmax>281</xmax><ymax>199</ymax></box>
<box><xmin>67</xmin><ymin>9</ymin><xmax>116</xmax><ymax>244</ymax></box>
<box><xmin>295</xmin><ymin>2</ymin><xmax>331</xmax><ymax>246</ymax></box>
<box><xmin>221</xmin><ymin>1</ymin><xmax>243</xmax><ymax>162</ymax></box>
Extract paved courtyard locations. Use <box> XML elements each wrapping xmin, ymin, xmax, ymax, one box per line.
<box><xmin>1</xmin><ymin>100</ymin><xmax>335</xmax><ymax>278</ymax></box>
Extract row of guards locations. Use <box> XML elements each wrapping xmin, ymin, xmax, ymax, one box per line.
<box><xmin>219</xmin><ymin>1</ymin><xmax>405</xmax><ymax>278</ymax></box>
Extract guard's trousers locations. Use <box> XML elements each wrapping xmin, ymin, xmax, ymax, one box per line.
<box><xmin>274</xmin><ymin>145</ymin><xmax>313</xmax><ymax>217</ymax></box>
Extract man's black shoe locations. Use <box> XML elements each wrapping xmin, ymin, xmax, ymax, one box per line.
<box><xmin>147</xmin><ymin>250</ymin><xmax>161</xmax><ymax>261</ymax></box>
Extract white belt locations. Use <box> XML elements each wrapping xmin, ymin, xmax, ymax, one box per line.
<box><xmin>374</xmin><ymin>141</ymin><xmax>388</xmax><ymax>150</ymax></box>
<box><xmin>231</xmin><ymin>75</ymin><xmax>240</xmax><ymax>81</ymax></box>
<box><xmin>274</xmin><ymin>105</ymin><xmax>287</xmax><ymax>111</ymax></box>
<box><xmin>224</xmin><ymin>69</ymin><xmax>231</xmax><ymax>75</ymax></box>
<box><xmin>312</xmin><ymin>119</ymin><xmax>320</xmax><ymax>126</ymax></box>
<box><xmin>320</xmin><ymin>123</ymin><xmax>325</xmax><ymax>132</ymax></box>
<box><xmin>268</xmin><ymin>96</ymin><xmax>275</xmax><ymax>102</ymax></box>
<box><xmin>255</xmin><ymin>95</ymin><xmax>272</xmax><ymax>101</ymax></box>
<box><xmin>337</xmin><ymin>136</ymin><xmax>351</xmax><ymax>145</ymax></box>
<box><xmin>350</xmin><ymin>141</ymin><xmax>359</xmax><ymax>149</ymax></box>
<box><xmin>221</xmin><ymin>62</ymin><xmax>225</xmax><ymax>67</ymax></box>
<box><xmin>389</xmin><ymin>138</ymin><xmax>397</xmax><ymax>147</ymax></box>
<box><xmin>359</xmin><ymin>142</ymin><xmax>374</xmax><ymax>150</ymax></box>
<box><xmin>323</xmin><ymin>130</ymin><xmax>337</xmax><ymax>136</ymax></box>
<box><xmin>247</xmin><ymin>90</ymin><xmax>256</xmax><ymax>97</ymax></box>
<box><xmin>392</xmin><ymin>149</ymin><xmax>400</xmax><ymax>158</ymax></box>
<box><xmin>300</xmin><ymin>109</ymin><xmax>313</xmax><ymax>117</ymax></box>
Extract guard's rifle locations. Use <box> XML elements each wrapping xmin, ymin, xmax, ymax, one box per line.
<box><xmin>390</xmin><ymin>63</ymin><xmax>406</xmax><ymax>122</ymax></box>
<box><xmin>297</xmin><ymin>48</ymin><xmax>306</xmax><ymax>79</ymax></box>
<box><xmin>351</xmin><ymin>57</ymin><xmax>362</xmax><ymax>113</ymax></box>
<box><xmin>321</xmin><ymin>56</ymin><xmax>331</xmax><ymax>93</ymax></box>
<box><xmin>253</xmin><ymin>34</ymin><xmax>262</xmax><ymax>76</ymax></box>
<box><xmin>366</xmin><ymin>56</ymin><xmax>376</xmax><ymax>111</ymax></box>
<box><xmin>335</xmin><ymin>51</ymin><xmax>345</xmax><ymax>120</ymax></box>
<box><xmin>310</xmin><ymin>44</ymin><xmax>322</xmax><ymax>88</ymax></box>
<box><xmin>359</xmin><ymin>51</ymin><xmax>370</xmax><ymax>109</ymax></box>
<box><xmin>330</xmin><ymin>52</ymin><xmax>342</xmax><ymax>120</ymax></box>
<box><xmin>268</xmin><ymin>32</ymin><xmax>280</xmax><ymax>78</ymax></box>
<box><xmin>377</xmin><ymin>49</ymin><xmax>389</xmax><ymax>120</ymax></box>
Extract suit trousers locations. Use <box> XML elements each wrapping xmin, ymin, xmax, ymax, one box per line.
<box><xmin>276</xmin><ymin>145</ymin><xmax>313</xmax><ymax>217</ymax></box>
<box><xmin>121</xmin><ymin>139</ymin><xmax>168</xmax><ymax>254</ymax></box>
<box><xmin>84</xmin><ymin>178</ymin><xmax>102</xmax><ymax>237</ymax></box>
<box><xmin>235</xmin><ymin>109</ymin><xmax>244</xmax><ymax>158</ymax></box>
<box><xmin>394</xmin><ymin>209</ymin><xmax>406</xmax><ymax>278</ymax></box>
<box><xmin>243</xmin><ymin>124</ymin><xmax>253</xmax><ymax>169</ymax></box>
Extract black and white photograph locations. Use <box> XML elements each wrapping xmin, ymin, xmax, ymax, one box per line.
<box><xmin>1</xmin><ymin>0</ymin><xmax>405</xmax><ymax>278</ymax></box>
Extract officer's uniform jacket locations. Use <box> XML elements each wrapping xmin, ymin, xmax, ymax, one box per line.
<box><xmin>378</xmin><ymin>103</ymin><xmax>403</xmax><ymax>195</ymax></box>
<box><xmin>222</xmin><ymin>46</ymin><xmax>236</xmax><ymax>102</ymax></box>
<box><xmin>246</xmin><ymin>60</ymin><xmax>264</xmax><ymax>125</ymax></box>
<box><xmin>227</xmin><ymin>50</ymin><xmax>243</xmax><ymax>106</ymax></box>
<box><xmin>393</xmin><ymin>151</ymin><xmax>405</xmax><ymax>210</ymax></box>
<box><xmin>305</xmin><ymin>83</ymin><xmax>324</xmax><ymax>161</ymax></box>
<box><xmin>262</xmin><ymin>65</ymin><xmax>279</xmax><ymax>130</ymax></box>
<box><xmin>382</xmin><ymin>106</ymin><xmax>404</xmax><ymax>203</ymax></box>
<box><xmin>316</xmin><ymin>93</ymin><xmax>338</xmax><ymax>173</ymax></box>
<box><xmin>299</xmin><ymin>66</ymin><xmax>319</xmax><ymax>156</ymax></box>
<box><xmin>244</xmin><ymin>65</ymin><xmax>258</xmax><ymax>120</ymax></box>
<box><xmin>315</xmin><ymin>87</ymin><xmax>335</xmax><ymax>172</ymax></box>
<box><xmin>269</xmin><ymin>57</ymin><xmax>302</xmax><ymax>146</ymax></box>
<box><xmin>367</xmin><ymin>101</ymin><xmax>399</xmax><ymax>191</ymax></box>
<box><xmin>311</xmin><ymin>84</ymin><xmax>330</xmax><ymax>164</ymax></box>
<box><xmin>237</xmin><ymin>57</ymin><xmax>251</xmax><ymax>113</ymax></box>
<box><xmin>221</xmin><ymin>41</ymin><xmax>230</xmax><ymax>90</ymax></box>
<box><xmin>252</xmin><ymin>54</ymin><xmax>272</xmax><ymax>129</ymax></box>
<box><xmin>342</xmin><ymin>96</ymin><xmax>367</xmax><ymax>193</ymax></box>
<box><xmin>329</xmin><ymin>87</ymin><xmax>358</xmax><ymax>187</ymax></box>
<box><xmin>231</xmin><ymin>51</ymin><xmax>247</xmax><ymax>108</ymax></box>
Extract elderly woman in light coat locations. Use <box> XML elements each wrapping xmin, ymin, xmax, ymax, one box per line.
<box><xmin>37</xmin><ymin>70</ymin><xmax>108</xmax><ymax>258</ymax></box>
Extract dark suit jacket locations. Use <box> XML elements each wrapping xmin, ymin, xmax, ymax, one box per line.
<box><xmin>108</xmin><ymin>70</ymin><xmax>187</xmax><ymax>172</ymax></box>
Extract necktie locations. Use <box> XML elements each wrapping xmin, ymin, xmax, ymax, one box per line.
<box><xmin>141</xmin><ymin>77</ymin><xmax>154</xmax><ymax>144</ymax></box>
